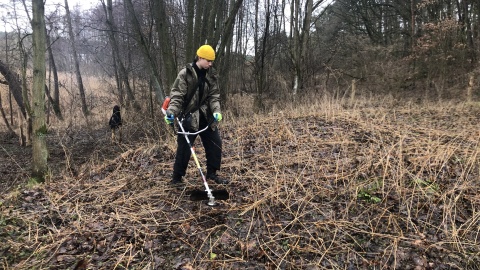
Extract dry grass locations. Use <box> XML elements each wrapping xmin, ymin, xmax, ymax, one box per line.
<box><xmin>1</xmin><ymin>95</ymin><xmax>480</xmax><ymax>269</ymax></box>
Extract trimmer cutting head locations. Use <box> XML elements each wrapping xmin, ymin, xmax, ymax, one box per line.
<box><xmin>189</xmin><ymin>189</ymin><xmax>230</xmax><ymax>202</ymax></box>
<box><xmin>207</xmin><ymin>197</ymin><xmax>216</xmax><ymax>206</ymax></box>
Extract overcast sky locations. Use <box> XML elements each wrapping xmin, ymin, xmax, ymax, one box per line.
<box><xmin>0</xmin><ymin>0</ymin><xmax>95</xmax><ymax>31</ymax></box>
<box><xmin>0</xmin><ymin>0</ymin><xmax>333</xmax><ymax>33</ymax></box>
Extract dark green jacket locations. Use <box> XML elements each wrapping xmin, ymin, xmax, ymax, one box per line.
<box><xmin>167</xmin><ymin>63</ymin><xmax>221</xmax><ymax>131</ymax></box>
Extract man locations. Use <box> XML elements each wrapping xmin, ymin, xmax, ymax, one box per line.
<box><xmin>164</xmin><ymin>44</ymin><xmax>228</xmax><ymax>185</ymax></box>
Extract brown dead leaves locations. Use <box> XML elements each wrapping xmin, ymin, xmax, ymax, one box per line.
<box><xmin>2</xmin><ymin>103</ymin><xmax>480</xmax><ymax>269</ymax></box>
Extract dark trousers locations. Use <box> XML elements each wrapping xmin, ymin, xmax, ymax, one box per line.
<box><xmin>173</xmin><ymin>116</ymin><xmax>222</xmax><ymax>177</ymax></box>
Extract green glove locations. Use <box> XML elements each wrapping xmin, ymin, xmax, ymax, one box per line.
<box><xmin>164</xmin><ymin>114</ymin><xmax>174</xmax><ymax>125</ymax></box>
<box><xmin>213</xmin><ymin>112</ymin><xmax>222</xmax><ymax>122</ymax></box>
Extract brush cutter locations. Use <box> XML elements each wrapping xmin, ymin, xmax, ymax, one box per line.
<box><xmin>175</xmin><ymin>117</ymin><xmax>229</xmax><ymax>206</ymax></box>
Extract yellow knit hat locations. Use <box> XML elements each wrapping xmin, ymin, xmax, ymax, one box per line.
<box><xmin>196</xmin><ymin>45</ymin><xmax>216</xmax><ymax>61</ymax></box>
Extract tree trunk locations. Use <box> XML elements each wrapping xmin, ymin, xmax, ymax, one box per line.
<box><xmin>214</xmin><ymin>0</ymin><xmax>243</xmax><ymax>102</ymax></box>
<box><xmin>467</xmin><ymin>74</ymin><xmax>474</xmax><ymax>102</ymax></box>
<box><xmin>103</xmin><ymin>0</ymin><xmax>124</xmax><ymax>106</ymax></box>
<box><xmin>206</xmin><ymin>0</ymin><xmax>221</xmax><ymax>44</ymax></box>
<box><xmin>15</xmin><ymin>0</ymin><xmax>32</xmax><ymax>142</ymax></box>
<box><xmin>290</xmin><ymin>0</ymin><xmax>299</xmax><ymax>98</ymax></box>
<box><xmin>0</xmin><ymin>59</ymin><xmax>26</xmax><ymax>118</ymax></box>
<box><xmin>215</xmin><ymin>0</ymin><xmax>244</xmax><ymax>59</ymax></box>
<box><xmin>0</xmin><ymin>58</ymin><xmax>28</xmax><ymax>145</ymax></box>
<box><xmin>101</xmin><ymin>0</ymin><xmax>138</xmax><ymax>108</ymax></box>
<box><xmin>21</xmin><ymin>44</ymin><xmax>32</xmax><ymax>146</ymax></box>
<box><xmin>152</xmin><ymin>0</ymin><xmax>177</xmax><ymax>88</ymax></box>
<box><xmin>193</xmin><ymin>0</ymin><xmax>206</xmax><ymax>47</ymax></box>
<box><xmin>253</xmin><ymin>0</ymin><xmax>265</xmax><ymax>112</ymax></box>
<box><xmin>124</xmin><ymin>0</ymin><xmax>165</xmax><ymax>103</ymax></box>
<box><xmin>0</xmin><ymin>91</ymin><xmax>15</xmax><ymax>134</ymax></box>
<box><xmin>4</xmin><ymin>22</ymin><xmax>14</xmax><ymax>127</ymax></box>
<box><xmin>290</xmin><ymin>0</ymin><xmax>313</xmax><ymax>99</ymax></box>
<box><xmin>32</xmin><ymin>0</ymin><xmax>48</xmax><ymax>181</ymax></box>
<box><xmin>185</xmin><ymin>0</ymin><xmax>195</xmax><ymax>61</ymax></box>
<box><xmin>65</xmin><ymin>0</ymin><xmax>89</xmax><ymax>116</ymax></box>
<box><xmin>46</xmin><ymin>27</ymin><xmax>63</xmax><ymax>120</ymax></box>
<box><xmin>461</xmin><ymin>0</ymin><xmax>476</xmax><ymax>63</ymax></box>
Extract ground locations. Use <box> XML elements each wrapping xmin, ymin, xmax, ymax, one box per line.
<box><xmin>1</xmin><ymin>101</ymin><xmax>480</xmax><ymax>269</ymax></box>
<box><xmin>1</xmin><ymin>132</ymin><xmax>31</xmax><ymax>193</ymax></box>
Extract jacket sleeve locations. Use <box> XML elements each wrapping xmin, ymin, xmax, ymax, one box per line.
<box><xmin>167</xmin><ymin>68</ymin><xmax>188</xmax><ymax>116</ymax></box>
<box><xmin>207</xmin><ymin>69</ymin><xmax>221</xmax><ymax>114</ymax></box>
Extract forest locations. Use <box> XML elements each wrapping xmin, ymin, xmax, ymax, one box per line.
<box><xmin>1</xmin><ymin>0</ymin><xmax>480</xmax><ymax>269</ymax></box>
<box><xmin>0</xmin><ymin>0</ymin><xmax>478</xmax><ymax>134</ymax></box>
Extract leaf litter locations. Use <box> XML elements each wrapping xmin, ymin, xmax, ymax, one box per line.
<box><xmin>1</xmin><ymin>103</ymin><xmax>480</xmax><ymax>269</ymax></box>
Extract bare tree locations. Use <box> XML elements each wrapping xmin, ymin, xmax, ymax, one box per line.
<box><xmin>14</xmin><ymin>0</ymin><xmax>33</xmax><ymax>146</ymax></box>
<box><xmin>289</xmin><ymin>0</ymin><xmax>320</xmax><ymax>98</ymax></box>
<box><xmin>253</xmin><ymin>0</ymin><xmax>269</xmax><ymax>111</ymax></box>
<box><xmin>45</xmin><ymin>22</ymin><xmax>63</xmax><ymax>120</ymax></box>
<box><xmin>64</xmin><ymin>0</ymin><xmax>88</xmax><ymax>116</ymax></box>
<box><xmin>100</xmin><ymin>0</ymin><xmax>137</xmax><ymax>107</ymax></box>
<box><xmin>215</xmin><ymin>0</ymin><xmax>244</xmax><ymax>101</ymax></box>
<box><xmin>0</xmin><ymin>59</ymin><xmax>26</xmax><ymax>119</ymax></box>
<box><xmin>185</xmin><ymin>0</ymin><xmax>195</xmax><ymax>61</ymax></box>
<box><xmin>457</xmin><ymin>0</ymin><xmax>475</xmax><ymax>63</ymax></box>
<box><xmin>124</xmin><ymin>0</ymin><xmax>165</xmax><ymax>103</ymax></box>
<box><xmin>152</xmin><ymin>0</ymin><xmax>177</xmax><ymax>88</ymax></box>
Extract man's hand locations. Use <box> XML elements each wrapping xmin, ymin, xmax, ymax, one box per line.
<box><xmin>213</xmin><ymin>113</ymin><xmax>222</xmax><ymax>122</ymax></box>
<box><xmin>164</xmin><ymin>114</ymin><xmax>174</xmax><ymax>125</ymax></box>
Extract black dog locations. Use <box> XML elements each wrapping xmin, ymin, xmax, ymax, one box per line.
<box><xmin>109</xmin><ymin>105</ymin><xmax>122</xmax><ymax>143</ymax></box>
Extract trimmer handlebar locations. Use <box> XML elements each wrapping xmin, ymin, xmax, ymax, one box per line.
<box><xmin>176</xmin><ymin>117</ymin><xmax>215</xmax><ymax>136</ymax></box>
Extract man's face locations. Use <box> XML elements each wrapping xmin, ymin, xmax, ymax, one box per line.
<box><xmin>198</xmin><ymin>57</ymin><xmax>213</xmax><ymax>69</ymax></box>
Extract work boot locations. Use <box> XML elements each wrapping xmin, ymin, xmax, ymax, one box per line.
<box><xmin>207</xmin><ymin>173</ymin><xmax>229</xmax><ymax>184</ymax></box>
<box><xmin>170</xmin><ymin>173</ymin><xmax>183</xmax><ymax>186</ymax></box>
